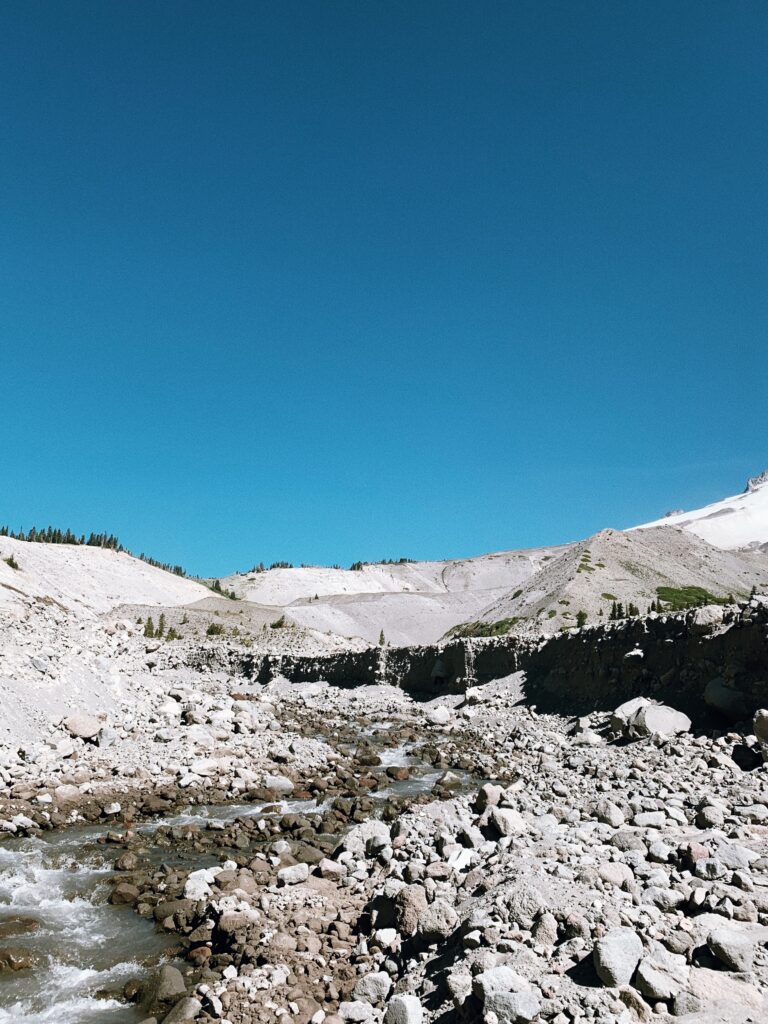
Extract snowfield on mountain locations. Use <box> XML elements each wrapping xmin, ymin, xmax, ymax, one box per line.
<box><xmin>636</xmin><ymin>470</ymin><xmax>768</xmax><ymax>551</ymax></box>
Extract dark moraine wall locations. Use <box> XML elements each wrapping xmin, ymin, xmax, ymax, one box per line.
<box><xmin>523</xmin><ymin>601</ymin><xmax>768</xmax><ymax>718</ymax></box>
<box><xmin>229</xmin><ymin>600</ymin><xmax>768</xmax><ymax>716</ymax></box>
<box><xmin>242</xmin><ymin>636</ymin><xmax>530</xmax><ymax>696</ymax></box>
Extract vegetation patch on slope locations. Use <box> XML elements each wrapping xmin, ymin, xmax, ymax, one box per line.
<box><xmin>655</xmin><ymin>585</ymin><xmax>734</xmax><ymax>611</ymax></box>
<box><xmin>447</xmin><ymin>616</ymin><xmax>521</xmax><ymax>638</ymax></box>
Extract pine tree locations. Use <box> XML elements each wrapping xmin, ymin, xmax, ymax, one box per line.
<box><xmin>157</xmin><ymin>613</ymin><xmax>166</xmax><ymax>637</ymax></box>
<box><xmin>576</xmin><ymin>610</ymin><xmax>587</xmax><ymax>628</ymax></box>
<box><xmin>379</xmin><ymin>629</ymin><xmax>386</xmax><ymax>646</ymax></box>
<box><xmin>144</xmin><ymin>617</ymin><xmax>155</xmax><ymax>638</ymax></box>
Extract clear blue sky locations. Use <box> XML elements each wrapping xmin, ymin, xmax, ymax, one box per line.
<box><xmin>2</xmin><ymin>2</ymin><xmax>767</xmax><ymax>576</ymax></box>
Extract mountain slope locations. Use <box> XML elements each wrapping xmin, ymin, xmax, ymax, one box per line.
<box><xmin>466</xmin><ymin>525</ymin><xmax>768</xmax><ymax>636</ymax></box>
<box><xmin>635</xmin><ymin>471</ymin><xmax>768</xmax><ymax>550</ymax></box>
<box><xmin>0</xmin><ymin>537</ymin><xmax>211</xmax><ymax>616</ymax></box>
<box><xmin>220</xmin><ymin>548</ymin><xmax>562</xmax><ymax>644</ymax></box>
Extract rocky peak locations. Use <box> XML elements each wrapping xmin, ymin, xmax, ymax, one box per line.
<box><xmin>745</xmin><ymin>470</ymin><xmax>768</xmax><ymax>493</ymax></box>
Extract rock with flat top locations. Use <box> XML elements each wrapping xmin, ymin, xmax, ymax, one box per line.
<box><xmin>384</xmin><ymin>994</ymin><xmax>422</xmax><ymax>1024</ymax></box>
<box><xmin>63</xmin><ymin>714</ymin><xmax>101</xmax><ymax>740</ymax></box>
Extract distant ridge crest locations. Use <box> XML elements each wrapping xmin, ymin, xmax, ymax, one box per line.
<box><xmin>745</xmin><ymin>470</ymin><xmax>768</xmax><ymax>493</ymax></box>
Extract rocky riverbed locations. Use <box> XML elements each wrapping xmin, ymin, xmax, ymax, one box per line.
<box><xmin>2</xmin><ymin>606</ymin><xmax>768</xmax><ymax>1023</ymax></box>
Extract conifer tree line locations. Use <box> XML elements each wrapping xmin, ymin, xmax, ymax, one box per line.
<box><xmin>0</xmin><ymin>525</ymin><xmax>121</xmax><ymax>549</ymax></box>
<box><xmin>0</xmin><ymin>524</ymin><xmax>186</xmax><ymax>577</ymax></box>
<box><xmin>608</xmin><ymin>601</ymin><xmax>641</xmax><ymax>620</ymax></box>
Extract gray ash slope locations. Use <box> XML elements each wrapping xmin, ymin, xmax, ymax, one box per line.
<box><xmin>471</xmin><ymin>525</ymin><xmax>768</xmax><ymax>637</ymax></box>
<box><xmin>216</xmin><ymin>473</ymin><xmax>768</xmax><ymax>645</ymax></box>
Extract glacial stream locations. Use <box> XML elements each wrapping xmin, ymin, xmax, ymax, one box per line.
<box><xmin>0</xmin><ymin>740</ymin><xmax>476</xmax><ymax>1023</ymax></box>
<box><xmin>0</xmin><ymin>827</ymin><xmax>172</xmax><ymax>1024</ymax></box>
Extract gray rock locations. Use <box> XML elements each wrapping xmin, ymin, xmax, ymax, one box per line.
<box><xmin>63</xmin><ymin>714</ymin><xmax>101</xmax><ymax>740</ymax></box>
<box><xmin>339</xmin><ymin>1001</ymin><xmax>374</xmax><ymax>1022</ymax></box>
<box><xmin>416</xmin><ymin>899</ymin><xmax>458</xmax><ymax>942</ymax></box>
<box><xmin>353</xmin><ymin>971</ymin><xmax>392</xmax><ymax>1005</ymax></box>
<box><xmin>383</xmin><ymin>994</ymin><xmax>423</xmax><ymax>1024</ymax></box>
<box><xmin>634</xmin><ymin>961</ymin><xmax>679</xmax><ymax>1001</ymax></box>
<box><xmin>753</xmin><ymin>708</ymin><xmax>768</xmax><ymax>743</ymax></box>
<box><xmin>277</xmin><ymin>862</ymin><xmax>309</xmax><ymax>886</ymax></box>
<box><xmin>154</xmin><ymin>964</ymin><xmax>186</xmax><ymax>1002</ymax></box>
<box><xmin>161</xmin><ymin>997</ymin><xmax>202</xmax><ymax>1023</ymax></box>
<box><xmin>643</xmin><ymin>886</ymin><xmax>686</xmax><ymax>911</ymax></box>
<box><xmin>596</xmin><ymin>799</ymin><xmax>624</xmax><ymax>828</ymax></box>
<box><xmin>474</xmin><ymin>782</ymin><xmax>504</xmax><ymax>812</ymax></box>
<box><xmin>627</xmin><ymin>704</ymin><xmax>691</xmax><ymax>738</ymax></box>
<box><xmin>489</xmin><ymin>806</ymin><xmax>528</xmax><ymax>837</ymax></box>
<box><xmin>611</xmin><ymin>696</ymin><xmax>652</xmax><ymax>733</ymax></box>
<box><xmin>264</xmin><ymin>773</ymin><xmax>294</xmax><ymax>794</ymax></box>
<box><xmin>473</xmin><ymin>965</ymin><xmax>529</xmax><ymax>1002</ymax></box>
<box><xmin>485</xmin><ymin>990</ymin><xmax>542</xmax><ymax>1023</ymax></box>
<box><xmin>708</xmin><ymin>927</ymin><xmax>756</xmax><ymax>972</ymax></box>
<box><xmin>633</xmin><ymin>811</ymin><xmax>666</xmax><ymax>828</ymax></box>
<box><xmin>593</xmin><ymin>927</ymin><xmax>643</xmax><ymax>986</ymax></box>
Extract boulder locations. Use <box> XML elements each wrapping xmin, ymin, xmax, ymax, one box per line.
<box><xmin>277</xmin><ymin>862</ymin><xmax>309</xmax><ymax>886</ymax></box>
<box><xmin>394</xmin><ymin>885</ymin><xmax>428</xmax><ymax>936</ymax></box>
<box><xmin>708</xmin><ymin>927</ymin><xmax>757</xmax><ymax>972</ymax></box>
<box><xmin>484</xmin><ymin>991</ymin><xmax>541</xmax><ymax>1023</ymax></box>
<box><xmin>161</xmin><ymin>997</ymin><xmax>202</xmax><ymax>1023</ymax></box>
<box><xmin>353</xmin><ymin>971</ymin><xmax>392</xmax><ymax>1005</ymax></box>
<box><xmin>154</xmin><ymin>964</ymin><xmax>186</xmax><ymax>1003</ymax></box>
<box><xmin>426</xmin><ymin>705</ymin><xmax>451</xmax><ymax>725</ymax></box>
<box><xmin>593</xmin><ymin>927</ymin><xmax>643</xmax><ymax>986</ymax></box>
<box><xmin>63</xmin><ymin>714</ymin><xmax>101</xmax><ymax>740</ymax></box>
<box><xmin>473</xmin><ymin>966</ymin><xmax>530</xmax><ymax>1001</ymax></box>
<box><xmin>611</xmin><ymin>697</ymin><xmax>652</xmax><ymax>733</ymax></box>
<box><xmin>339</xmin><ymin>1002</ymin><xmax>374</xmax><ymax>1022</ymax></box>
<box><xmin>489</xmin><ymin>806</ymin><xmax>529</xmax><ymax>837</ymax></box>
<box><xmin>264</xmin><ymin>773</ymin><xmax>294</xmax><ymax>794</ymax></box>
<box><xmin>753</xmin><ymin>709</ymin><xmax>768</xmax><ymax>743</ymax></box>
<box><xmin>596</xmin><ymin>799</ymin><xmax>625</xmax><ymax>828</ymax></box>
<box><xmin>416</xmin><ymin>898</ymin><xmax>458</xmax><ymax>942</ymax></box>
<box><xmin>627</xmin><ymin>704</ymin><xmax>691</xmax><ymax>738</ymax></box>
<box><xmin>384</xmin><ymin>994</ymin><xmax>423</xmax><ymax>1024</ymax></box>
<box><xmin>110</xmin><ymin>883</ymin><xmax>140</xmax><ymax>906</ymax></box>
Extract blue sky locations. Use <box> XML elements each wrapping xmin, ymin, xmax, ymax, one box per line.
<box><xmin>2</xmin><ymin>1</ymin><xmax>767</xmax><ymax>576</ymax></box>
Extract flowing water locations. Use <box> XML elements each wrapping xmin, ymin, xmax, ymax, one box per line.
<box><xmin>0</xmin><ymin>737</ymin><xmax>475</xmax><ymax>1022</ymax></box>
<box><xmin>0</xmin><ymin>827</ymin><xmax>173</xmax><ymax>1023</ymax></box>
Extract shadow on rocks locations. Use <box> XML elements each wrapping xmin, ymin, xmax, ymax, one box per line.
<box><xmin>565</xmin><ymin>951</ymin><xmax>603</xmax><ymax>989</ymax></box>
